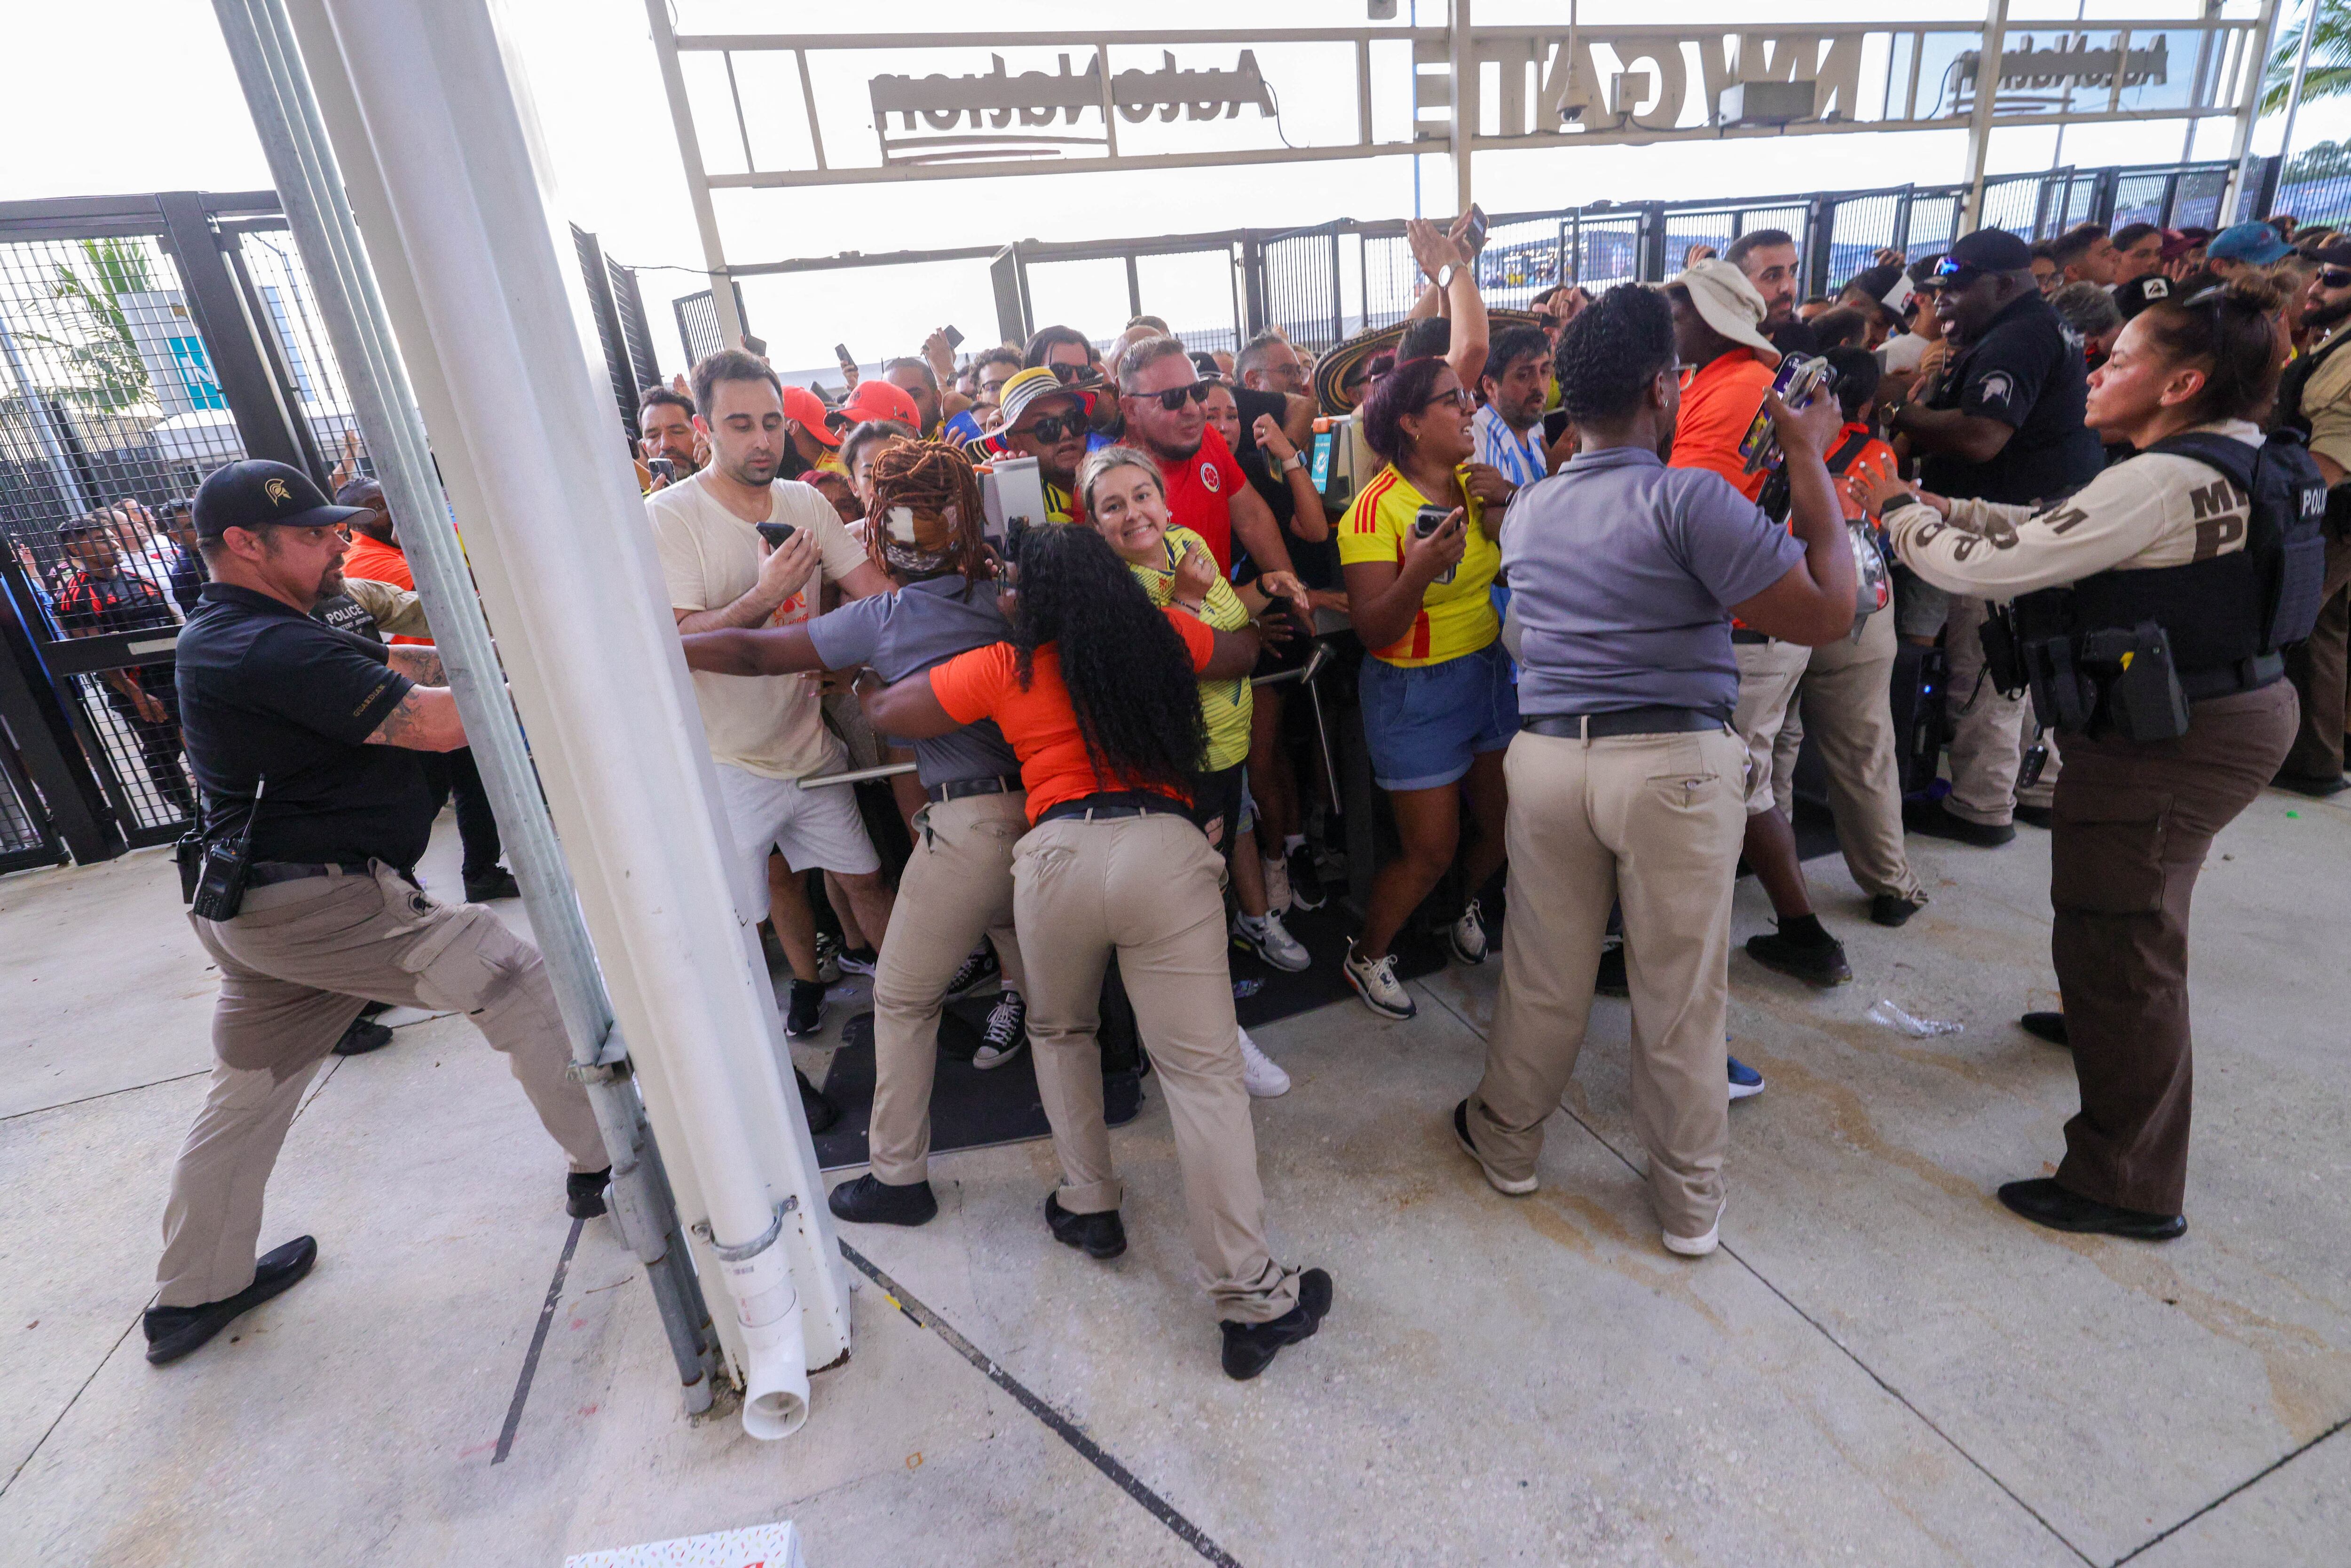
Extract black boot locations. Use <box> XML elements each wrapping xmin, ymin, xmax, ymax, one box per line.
<box><xmin>1221</xmin><ymin>1268</ymin><xmax>1333</xmax><ymax>1380</ymax></box>
<box><xmin>567</xmin><ymin>1167</ymin><xmax>611</xmax><ymax>1219</ymax></box>
<box><xmin>829</xmin><ymin>1173</ymin><xmax>939</xmax><ymax>1226</ymax></box>
<box><xmin>1045</xmin><ymin>1191</ymin><xmax>1126</xmax><ymax>1259</ymax></box>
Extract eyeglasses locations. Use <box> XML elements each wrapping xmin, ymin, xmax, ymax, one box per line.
<box><xmin>1341</xmin><ymin>366</ymin><xmax>1373</xmax><ymax>392</ymax></box>
<box><xmin>1138</xmin><ymin>380</ymin><xmax>1212</xmax><ymax>412</ymax></box>
<box><xmin>1049</xmin><ymin>363</ymin><xmax>1096</xmax><ymax>385</ymax></box>
<box><xmin>1015</xmin><ymin>413</ymin><xmax>1082</xmax><ymax>443</ymax></box>
<box><xmin>1422</xmin><ymin>388</ymin><xmax>1466</xmax><ymax>411</ymax></box>
<box><xmin>2321</xmin><ymin>268</ymin><xmax>2351</xmax><ymax>290</ymax></box>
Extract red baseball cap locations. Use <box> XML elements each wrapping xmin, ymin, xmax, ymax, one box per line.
<box><xmin>841</xmin><ymin>378</ymin><xmax>921</xmax><ymax>428</ymax></box>
<box><xmin>779</xmin><ymin>384</ymin><xmax>843</xmax><ymax>447</ymax></box>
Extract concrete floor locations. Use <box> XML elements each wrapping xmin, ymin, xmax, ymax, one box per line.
<box><xmin>1</xmin><ymin>791</ymin><xmax>2346</xmax><ymax>1568</ymax></box>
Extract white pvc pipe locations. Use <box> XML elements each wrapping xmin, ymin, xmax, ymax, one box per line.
<box><xmin>288</xmin><ymin>0</ymin><xmax>849</xmax><ymax>1433</ymax></box>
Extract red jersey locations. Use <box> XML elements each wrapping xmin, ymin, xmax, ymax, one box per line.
<box><xmin>1152</xmin><ymin>423</ymin><xmax>1247</xmax><ymax>574</ymax></box>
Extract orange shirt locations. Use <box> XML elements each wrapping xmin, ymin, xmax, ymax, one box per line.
<box><xmin>1830</xmin><ymin>422</ymin><xmax>1898</xmax><ymax>526</ymax></box>
<box><xmin>339</xmin><ymin>534</ymin><xmax>425</xmax><ymax>644</ymax></box>
<box><xmin>1670</xmin><ymin>348</ymin><xmax>1776</xmax><ymax>503</ymax></box>
<box><xmin>928</xmin><ymin>609</ymin><xmax>1216</xmax><ymax>822</ymax></box>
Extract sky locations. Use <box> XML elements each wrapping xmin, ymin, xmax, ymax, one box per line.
<box><xmin>5</xmin><ymin>0</ymin><xmax>2344</xmax><ymax>384</ymax></box>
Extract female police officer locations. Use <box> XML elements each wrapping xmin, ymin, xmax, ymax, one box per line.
<box><xmin>1850</xmin><ymin>275</ymin><xmax>2323</xmax><ymax>1240</ymax></box>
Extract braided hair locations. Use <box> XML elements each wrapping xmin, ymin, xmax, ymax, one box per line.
<box><xmin>1008</xmin><ymin>523</ymin><xmax>1207</xmax><ymax>792</ymax></box>
<box><xmin>863</xmin><ymin>440</ymin><xmax>990</xmax><ymax>586</ymax></box>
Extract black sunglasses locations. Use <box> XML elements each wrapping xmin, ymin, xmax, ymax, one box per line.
<box><xmin>1016</xmin><ymin>413</ymin><xmax>1082</xmax><ymax>443</ymax></box>
<box><xmin>1049</xmin><ymin>363</ymin><xmax>1097</xmax><ymax>385</ymax></box>
<box><xmin>2321</xmin><ymin>268</ymin><xmax>2351</xmax><ymax>290</ymax></box>
<box><xmin>1137</xmin><ymin>380</ymin><xmax>1212</xmax><ymax>412</ymax></box>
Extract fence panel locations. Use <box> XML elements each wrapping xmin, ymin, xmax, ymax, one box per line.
<box><xmin>1262</xmin><ymin>224</ymin><xmax>1346</xmax><ymax>355</ymax></box>
<box><xmin>1826</xmin><ymin>194</ymin><xmax>1905</xmax><ymax>288</ymax></box>
<box><xmin>235</xmin><ymin>226</ymin><xmax>367</xmax><ymax>481</ymax></box>
<box><xmin>2170</xmin><ymin>167</ymin><xmax>2232</xmax><ymax>231</ymax></box>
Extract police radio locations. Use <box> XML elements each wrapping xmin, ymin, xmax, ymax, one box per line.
<box><xmin>179</xmin><ymin>776</ymin><xmax>266</xmax><ymax>921</ymax></box>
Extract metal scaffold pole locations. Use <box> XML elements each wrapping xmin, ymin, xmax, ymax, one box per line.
<box><xmin>209</xmin><ymin>0</ymin><xmax>722</xmax><ymax>1418</ymax></box>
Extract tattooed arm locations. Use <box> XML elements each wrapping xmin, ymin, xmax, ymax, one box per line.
<box><xmin>382</xmin><ymin>644</ymin><xmax>446</xmax><ymax>686</ymax></box>
<box><xmin>364</xmin><ymin>684</ymin><xmax>466</xmax><ymax>751</ymax></box>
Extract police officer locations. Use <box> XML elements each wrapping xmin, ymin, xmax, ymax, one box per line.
<box><xmin>2268</xmin><ymin>239</ymin><xmax>2351</xmax><ymax>796</ymax></box>
<box><xmin>1851</xmin><ymin>276</ymin><xmax>2319</xmax><ymax>1240</ymax></box>
<box><xmin>146</xmin><ymin>460</ymin><xmax>608</xmax><ymax>1365</ymax></box>
<box><xmin>1891</xmin><ymin>229</ymin><xmax>2107</xmax><ymax>844</ymax></box>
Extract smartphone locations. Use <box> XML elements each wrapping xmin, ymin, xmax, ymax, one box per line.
<box><xmin>645</xmin><ymin>457</ymin><xmax>677</xmax><ymax>484</ymax></box>
<box><xmin>833</xmin><ymin>343</ymin><xmax>856</xmax><ymax>376</ymax></box>
<box><xmin>1413</xmin><ymin>504</ymin><xmax>1459</xmax><ymax>586</ymax></box>
<box><xmin>1460</xmin><ymin>203</ymin><xmax>1489</xmax><ymax>253</ymax></box>
<box><xmin>1738</xmin><ymin>353</ymin><xmax>1832</xmax><ymax>473</ymax></box>
<box><xmin>755</xmin><ymin>521</ymin><xmax>797</xmax><ymax>550</ymax></box>
<box><xmin>943</xmin><ymin>325</ymin><xmax>965</xmax><ymax>350</ymax></box>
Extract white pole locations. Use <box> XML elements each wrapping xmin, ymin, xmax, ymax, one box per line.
<box><xmin>285</xmin><ymin>0</ymin><xmax>851</xmax><ymax>1438</ymax></box>
<box><xmin>1963</xmin><ymin>0</ymin><xmax>2011</xmax><ymax>234</ymax></box>
<box><xmin>2278</xmin><ymin>0</ymin><xmax>2322</xmax><ymax>193</ymax></box>
<box><xmin>209</xmin><ymin>0</ymin><xmax>720</xmax><ymax>1417</ymax></box>
<box><xmin>643</xmin><ymin>0</ymin><xmax>747</xmax><ymax>348</ymax></box>
<box><xmin>1449</xmin><ymin>0</ymin><xmax>1475</xmax><ymax>217</ymax></box>
<box><xmin>2226</xmin><ymin>0</ymin><xmax>2288</xmax><ymax>222</ymax></box>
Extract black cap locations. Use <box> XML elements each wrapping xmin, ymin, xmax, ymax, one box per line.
<box><xmin>55</xmin><ymin>513</ymin><xmax>108</xmax><ymax>544</ymax></box>
<box><xmin>1945</xmin><ymin>229</ymin><xmax>2035</xmax><ymax>275</ymax></box>
<box><xmin>2114</xmin><ymin>273</ymin><xmax>2176</xmax><ymax>322</ymax></box>
<box><xmin>2310</xmin><ymin>239</ymin><xmax>2351</xmax><ymax>269</ymax></box>
<box><xmin>191</xmin><ymin>459</ymin><xmax>364</xmax><ymax>540</ymax></box>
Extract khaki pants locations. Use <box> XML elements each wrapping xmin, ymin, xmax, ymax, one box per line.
<box><xmin>1943</xmin><ymin>596</ymin><xmax>2059</xmax><ymax>824</ymax></box>
<box><xmin>1469</xmin><ymin>727</ymin><xmax>1747</xmax><ymax>1241</ymax></box>
<box><xmin>1768</xmin><ymin>612</ymin><xmax>1924</xmax><ymax>901</ymax></box>
<box><xmin>1732</xmin><ymin>638</ymin><xmax>1811</xmax><ymax>814</ymax></box>
<box><xmin>1013</xmin><ymin>812</ymin><xmax>1298</xmax><ymax>1323</ymax></box>
<box><xmin>867</xmin><ymin>790</ymin><xmax>1031</xmax><ymax>1186</ymax></box>
<box><xmin>2282</xmin><ymin>533</ymin><xmax>2351</xmax><ymax>779</ymax></box>
<box><xmin>158</xmin><ymin>863</ymin><xmax>604</xmax><ymax>1308</ymax></box>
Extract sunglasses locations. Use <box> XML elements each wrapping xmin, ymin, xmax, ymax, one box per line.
<box><xmin>1015</xmin><ymin>413</ymin><xmax>1083</xmax><ymax>443</ymax></box>
<box><xmin>1049</xmin><ymin>363</ymin><xmax>1097</xmax><ymax>385</ymax></box>
<box><xmin>2321</xmin><ymin>268</ymin><xmax>2351</xmax><ymax>290</ymax></box>
<box><xmin>1130</xmin><ymin>380</ymin><xmax>1213</xmax><ymax>412</ymax></box>
<box><xmin>1931</xmin><ymin>258</ymin><xmax>1986</xmax><ymax>290</ymax></box>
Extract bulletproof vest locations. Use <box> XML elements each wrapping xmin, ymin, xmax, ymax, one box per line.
<box><xmin>2014</xmin><ymin>429</ymin><xmax>2328</xmax><ymax>679</ymax></box>
<box><xmin>310</xmin><ymin>592</ymin><xmax>384</xmax><ymax>644</ymax></box>
<box><xmin>2275</xmin><ymin>329</ymin><xmax>2351</xmax><ymax>536</ymax></box>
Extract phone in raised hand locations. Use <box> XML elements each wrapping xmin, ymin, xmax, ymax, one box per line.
<box><xmin>1413</xmin><ymin>504</ymin><xmax>1460</xmax><ymax>585</ymax></box>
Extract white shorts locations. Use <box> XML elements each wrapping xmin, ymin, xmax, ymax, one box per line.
<box><xmin>713</xmin><ymin>762</ymin><xmax>882</xmax><ymax>921</ymax></box>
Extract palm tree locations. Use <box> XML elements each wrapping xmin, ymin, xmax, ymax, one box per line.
<box><xmin>2264</xmin><ymin>0</ymin><xmax>2351</xmax><ymax>115</ymax></box>
<box><xmin>32</xmin><ymin>238</ymin><xmax>157</xmax><ymax>409</ymax></box>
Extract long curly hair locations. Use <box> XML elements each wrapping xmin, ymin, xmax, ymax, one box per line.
<box><xmin>1009</xmin><ymin>523</ymin><xmax>1206</xmax><ymax>791</ymax></box>
<box><xmin>864</xmin><ymin>440</ymin><xmax>991</xmax><ymax>586</ymax></box>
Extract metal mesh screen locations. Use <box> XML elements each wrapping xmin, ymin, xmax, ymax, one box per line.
<box><xmin>2112</xmin><ymin>172</ymin><xmax>2173</xmax><ymax>230</ymax></box>
<box><xmin>1566</xmin><ymin>214</ymin><xmax>1642</xmax><ymax>290</ymax></box>
<box><xmin>2275</xmin><ymin>171</ymin><xmax>2351</xmax><ymax>229</ymax></box>
<box><xmin>2170</xmin><ymin>168</ymin><xmax>2231</xmax><ymax>231</ymax></box>
<box><xmin>0</xmin><ymin>738</ymin><xmax>57</xmax><ymax>866</ymax></box>
<box><xmin>1978</xmin><ymin>175</ymin><xmax>2043</xmax><ymax>239</ymax></box>
<box><xmin>1262</xmin><ymin>226</ymin><xmax>1346</xmax><ymax>354</ymax></box>
<box><xmin>610</xmin><ymin>259</ymin><xmax>663</xmax><ymax>397</ymax></box>
<box><xmin>1827</xmin><ymin>195</ymin><xmax>1903</xmax><ymax>289</ymax></box>
<box><xmin>674</xmin><ymin>290</ymin><xmax>725</xmax><ymax>366</ymax></box>
<box><xmin>236</xmin><ymin>227</ymin><xmax>369</xmax><ymax>486</ymax></box>
<box><xmin>1476</xmin><ymin>215</ymin><xmax>1566</xmax><ymax>312</ymax></box>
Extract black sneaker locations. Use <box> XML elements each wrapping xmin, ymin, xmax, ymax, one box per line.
<box><xmin>331</xmin><ymin>1017</ymin><xmax>394</xmax><ymax>1056</ymax></box>
<box><xmin>1220</xmin><ymin>1267</ymin><xmax>1333</xmax><ymax>1381</ymax></box>
<box><xmin>796</xmin><ymin>1067</ymin><xmax>839</xmax><ymax>1135</ymax></box>
<box><xmin>1905</xmin><ymin>799</ymin><xmax>2016</xmax><ymax>847</ymax></box>
<box><xmin>2020</xmin><ymin>1011</ymin><xmax>2069</xmax><ymax>1047</ymax></box>
<box><xmin>567</xmin><ymin>1167</ymin><xmax>610</xmax><ymax>1218</ymax></box>
<box><xmin>463</xmin><ymin>866</ymin><xmax>521</xmax><ymax>902</ymax></box>
<box><xmin>1285</xmin><ymin>844</ymin><xmax>1327</xmax><ymax>911</ymax></box>
<box><xmin>1997</xmin><ymin>1177</ymin><xmax>2184</xmax><ymax>1241</ymax></box>
<box><xmin>2013</xmin><ymin>804</ymin><xmax>2054</xmax><ymax>829</ymax></box>
<box><xmin>829</xmin><ymin>1173</ymin><xmax>939</xmax><ymax>1226</ymax></box>
<box><xmin>1869</xmin><ymin>891</ymin><xmax>1928</xmax><ymax>928</ymax></box>
<box><xmin>946</xmin><ymin>942</ymin><xmax>1001</xmax><ymax>999</ymax></box>
<box><xmin>2271</xmin><ymin>768</ymin><xmax>2350</xmax><ymax>798</ymax></box>
<box><xmin>973</xmin><ymin>989</ymin><xmax>1028</xmax><ymax>1070</ymax></box>
<box><xmin>836</xmin><ymin>945</ymin><xmax>879</xmax><ymax>976</ymax></box>
<box><xmin>1745</xmin><ymin>927</ymin><xmax>1852</xmax><ymax>987</ymax></box>
<box><xmin>785</xmin><ymin>978</ymin><xmax>827</xmax><ymax>1039</ymax></box>
<box><xmin>1044</xmin><ymin>1191</ymin><xmax>1126</xmax><ymax>1259</ymax></box>
<box><xmin>1594</xmin><ymin>941</ymin><xmax>1629</xmax><ymax>997</ymax></box>
<box><xmin>143</xmin><ymin>1236</ymin><xmax>317</xmax><ymax>1365</ymax></box>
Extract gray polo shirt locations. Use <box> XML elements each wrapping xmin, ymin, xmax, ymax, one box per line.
<box><xmin>805</xmin><ymin>574</ymin><xmax>1020</xmax><ymax>788</ymax></box>
<box><xmin>1501</xmin><ymin>446</ymin><xmax>1804</xmax><ymax>717</ymax></box>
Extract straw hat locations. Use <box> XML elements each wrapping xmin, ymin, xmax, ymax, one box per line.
<box><xmin>1309</xmin><ymin>308</ymin><xmax>1546</xmax><ymax>416</ymax></box>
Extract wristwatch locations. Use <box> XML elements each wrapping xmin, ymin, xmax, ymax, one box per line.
<box><xmin>1279</xmin><ymin>452</ymin><xmax>1305</xmax><ymax>474</ymax></box>
<box><xmin>1436</xmin><ymin>263</ymin><xmax>1461</xmax><ymax>290</ymax></box>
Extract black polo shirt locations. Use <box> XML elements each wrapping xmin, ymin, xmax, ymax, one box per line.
<box><xmin>1919</xmin><ymin>290</ymin><xmax>2105</xmax><ymax>504</ymax></box>
<box><xmin>174</xmin><ymin>582</ymin><xmax>435</xmax><ymax>868</ymax></box>
<box><xmin>55</xmin><ymin>568</ymin><xmax>178</xmax><ymax>702</ymax></box>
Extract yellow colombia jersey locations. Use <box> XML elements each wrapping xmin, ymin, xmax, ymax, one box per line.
<box><xmin>1335</xmin><ymin>464</ymin><xmax>1498</xmax><ymax>667</ymax></box>
<box><xmin>1124</xmin><ymin>524</ymin><xmax>1254</xmax><ymax>772</ymax></box>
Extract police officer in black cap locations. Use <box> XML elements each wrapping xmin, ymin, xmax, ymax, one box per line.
<box><xmin>2268</xmin><ymin>238</ymin><xmax>2351</xmax><ymax>795</ymax></box>
<box><xmin>145</xmin><ymin>460</ymin><xmax>609</xmax><ymax>1366</ymax></box>
<box><xmin>1850</xmin><ymin>273</ymin><xmax>2323</xmax><ymax>1241</ymax></box>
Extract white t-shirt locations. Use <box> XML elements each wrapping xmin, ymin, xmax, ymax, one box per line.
<box><xmin>1878</xmin><ymin>332</ymin><xmax>1927</xmax><ymax>375</ymax></box>
<box><xmin>648</xmin><ymin>471</ymin><xmax>869</xmax><ymax>781</ymax></box>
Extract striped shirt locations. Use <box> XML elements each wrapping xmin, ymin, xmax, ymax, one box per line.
<box><xmin>1472</xmin><ymin>403</ymin><xmax>1547</xmax><ymax>492</ymax></box>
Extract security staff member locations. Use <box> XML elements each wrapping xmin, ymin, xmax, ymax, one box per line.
<box><xmin>1458</xmin><ymin>284</ymin><xmax>1856</xmax><ymax>1258</ymax></box>
<box><xmin>53</xmin><ymin>513</ymin><xmax>200</xmax><ymax>822</ymax></box>
<box><xmin>1891</xmin><ymin>229</ymin><xmax>2106</xmax><ymax>845</ymax></box>
<box><xmin>147</xmin><ymin>460</ymin><xmax>607</xmax><ymax>1366</ymax></box>
<box><xmin>1851</xmin><ymin>277</ymin><xmax>2315</xmax><ymax>1239</ymax></box>
<box><xmin>2269</xmin><ymin>240</ymin><xmax>2351</xmax><ymax>796</ymax></box>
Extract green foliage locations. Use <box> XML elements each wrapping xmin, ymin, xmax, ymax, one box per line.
<box><xmin>21</xmin><ymin>238</ymin><xmax>157</xmax><ymax>409</ymax></box>
<box><xmin>2265</xmin><ymin>2</ymin><xmax>2351</xmax><ymax>115</ymax></box>
<box><xmin>2284</xmin><ymin>138</ymin><xmax>2351</xmax><ymax>183</ymax></box>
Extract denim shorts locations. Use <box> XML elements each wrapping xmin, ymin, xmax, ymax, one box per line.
<box><xmin>1358</xmin><ymin>641</ymin><xmax>1520</xmax><ymax>792</ymax></box>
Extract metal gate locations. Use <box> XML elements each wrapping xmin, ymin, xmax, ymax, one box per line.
<box><xmin>0</xmin><ymin>191</ymin><xmax>351</xmax><ymax>864</ymax></box>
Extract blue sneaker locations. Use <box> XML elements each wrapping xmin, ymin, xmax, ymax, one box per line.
<box><xmin>1728</xmin><ymin>1055</ymin><xmax>1765</xmax><ymax>1101</ymax></box>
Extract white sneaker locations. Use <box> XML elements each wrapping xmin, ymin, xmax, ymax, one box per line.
<box><xmin>1662</xmin><ymin>1201</ymin><xmax>1724</xmax><ymax>1258</ymax></box>
<box><xmin>1233</xmin><ymin>909</ymin><xmax>1311</xmax><ymax>973</ymax></box>
<box><xmin>1448</xmin><ymin>899</ymin><xmax>1489</xmax><ymax>966</ymax></box>
<box><xmin>1237</xmin><ymin>1026</ymin><xmax>1290</xmax><ymax>1097</ymax></box>
<box><xmin>1342</xmin><ymin>941</ymin><xmax>1415</xmax><ymax>1020</ymax></box>
<box><xmin>1260</xmin><ymin>855</ymin><xmax>1294</xmax><ymax>914</ymax></box>
<box><xmin>973</xmin><ymin>989</ymin><xmax>1027</xmax><ymax>1070</ymax></box>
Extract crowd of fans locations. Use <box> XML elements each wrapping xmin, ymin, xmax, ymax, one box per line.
<box><xmin>74</xmin><ymin>202</ymin><xmax>2345</xmax><ymax>1380</ymax></box>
